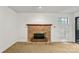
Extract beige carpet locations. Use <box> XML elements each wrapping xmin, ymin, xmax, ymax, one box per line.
<box><xmin>3</xmin><ymin>42</ymin><xmax>79</xmax><ymax>53</ymax></box>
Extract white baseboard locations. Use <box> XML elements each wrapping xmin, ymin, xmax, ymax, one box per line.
<box><xmin>1</xmin><ymin>40</ymin><xmax>17</xmax><ymax>53</ymax></box>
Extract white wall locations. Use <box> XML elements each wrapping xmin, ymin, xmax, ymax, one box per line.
<box><xmin>74</xmin><ymin>12</ymin><xmax>79</xmax><ymax>17</ymax></box>
<box><xmin>17</xmin><ymin>13</ymin><xmax>75</xmax><ymax>42</ymax></box>
<box><xmin>0</xmin><ymin>7</ymin><xmax>18</xmax><ymax>52</ymax></box>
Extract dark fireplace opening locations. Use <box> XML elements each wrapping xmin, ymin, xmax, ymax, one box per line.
<box><xmin>33</xmin><ymin>32</ymin><xmax>45</xmax><ymax>39</ymax></box>
<box><xmin>31</xmin><ymin>32</ymin><xmax>48</xmax><ymax>42</ymax></box>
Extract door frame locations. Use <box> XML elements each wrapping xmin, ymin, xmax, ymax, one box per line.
<box><xmin>75</xmin><ymin>17</ymin><xmax>79</xmax><ymax>43</ymax></box>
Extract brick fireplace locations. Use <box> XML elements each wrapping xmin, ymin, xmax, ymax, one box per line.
<box><xmin>27</xmin><ymin>24</ymin><xmax>52</xmax><ymax>43</ymax></box>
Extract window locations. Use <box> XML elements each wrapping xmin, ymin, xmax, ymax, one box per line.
<box><xmin>58</xmin><ymin>17</ymin><xmax>69</xmax><ymax>41</ymax></box>
<box><xmin>58</xmin><ymin>17</ymin><xmax>69</xmax><ymax>24</ymax></box>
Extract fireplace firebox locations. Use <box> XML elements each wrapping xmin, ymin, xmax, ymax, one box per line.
<box><xmin>31</xmin><ymin>32</ymin><xmax>48</xmax><ymax>42</ymax></box>
<box><xmin>33</xmin><ymin>32</ymin><xmax>45</xmax><ymax>39</ymax></box>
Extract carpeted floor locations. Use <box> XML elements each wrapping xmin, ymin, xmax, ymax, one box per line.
<box><xmin>3</xmin><ymin>42</ymin><xmax>79</xmax><ymax>53</ymax></box>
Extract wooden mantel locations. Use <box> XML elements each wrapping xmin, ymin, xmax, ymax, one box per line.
<box><xmin>27</xmin><ymin>24</ymin><xmax>52</xmax><ymax>26</ymax></box>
